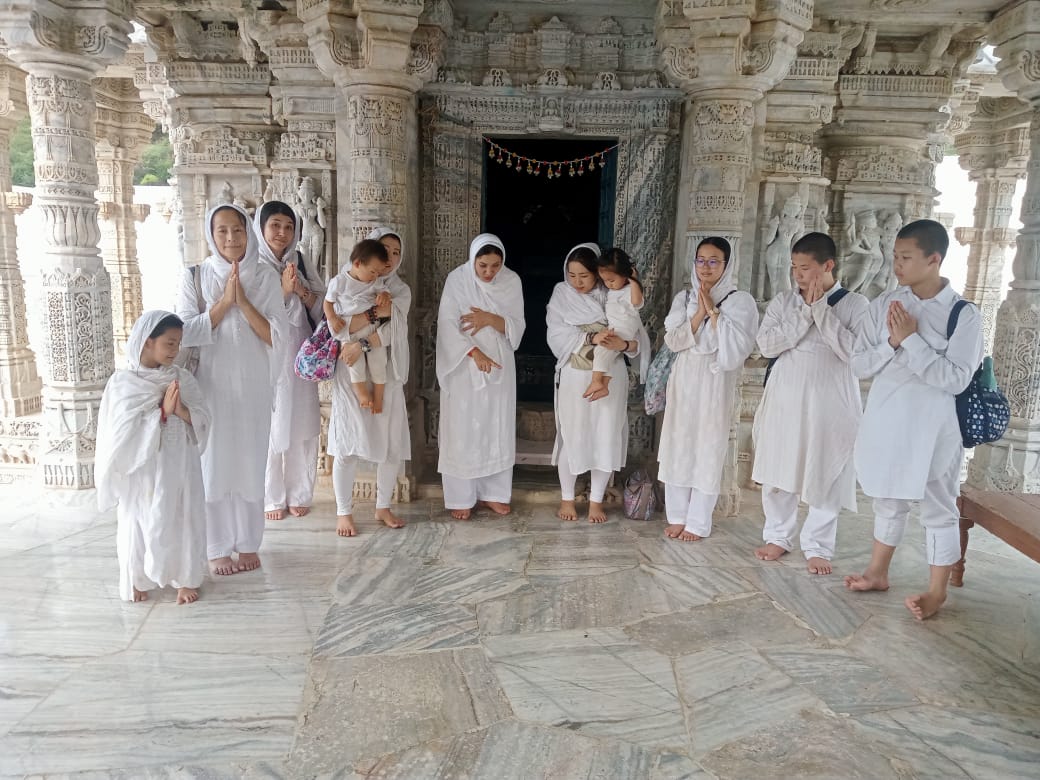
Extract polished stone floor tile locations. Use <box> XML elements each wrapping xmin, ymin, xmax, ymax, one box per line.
<box><xmin>313</xmin><ymin>602</ymin><xmax>479</xmax><ymax>657</ymax></box>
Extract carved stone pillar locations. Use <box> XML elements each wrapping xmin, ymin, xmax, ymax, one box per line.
<box><xmin>95</xmin><ymin>77</ymin><xmax>154</xmax><ymax>359</ymax></box>
<box><xmin>0</xmin><ymin>1</ymin><xmax>132</xmax><ymax>488</ymax></box>
<box><xmin>954</xmin><ymin>97</ymin><xmax>1030</xmax><ymax>351</ymax></box>
<box><xmin>969</xmin><ymin>0</ymin><xmax>1040</xmax><ymax>492</ymax></box>
<box><xmin>0</xmin><ymin>56</ymin><xmax>42</xmax><ymax>419</ymax></box>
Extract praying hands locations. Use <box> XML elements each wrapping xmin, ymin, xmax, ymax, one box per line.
<box><xmin>886</xmin><ymin>301</ymin><xmax>917</xmax><ymax>348</ymax></box>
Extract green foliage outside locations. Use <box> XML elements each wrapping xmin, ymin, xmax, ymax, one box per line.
<box><xmin>9</xmin><ymin>117</ymin><xmax>33</xmax><ymax>187</ymax></box>
<box><xmin>134</xmin><ymin>129</ymin><xmax>172</xmax><ymax>185</ymax></box>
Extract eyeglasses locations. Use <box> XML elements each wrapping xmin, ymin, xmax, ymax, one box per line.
<box><xmin>694</xmin><ymin>258</ymin><xmax>723</xmax><ymax>267</ymax></box>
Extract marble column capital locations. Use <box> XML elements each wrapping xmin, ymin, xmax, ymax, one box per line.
<box><xmin>991</xmin><ymin>0</ymin><xmax>1040</xmax><ymax>105</ymax></box>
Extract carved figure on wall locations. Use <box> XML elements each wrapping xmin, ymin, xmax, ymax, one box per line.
<box><xmin>169</xmin><ymin>189</ymin><xmax>185</xmax><ymax>267</ymax></box>
<box><xmin>295</xmin><ymin>176</ymin><xmax>328</xmax><ymax>279</ymax></box>
<box><xmin>876</xmin><ymin>210</ymin><xmax>904</xmax><ymax>295</ymax></box>
<box><xmin>844</xmin><ymin>209</ymin><xmax>884</xmax><ymax>296</ymax></box>
<box><xmin>217</xmin><ymin>180</ymin><xmax>235</xmax><ymax>205</ymax></box>
<box><xmin>762</xmin><ymin>194</ymin><xmax>805</xmax><ymax>298</ymax></box>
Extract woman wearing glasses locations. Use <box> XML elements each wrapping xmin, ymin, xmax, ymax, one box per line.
<box><xmin>658</xmin><ymin>237</ymin><xmax>758</xmax><ymax>542</ymax></box>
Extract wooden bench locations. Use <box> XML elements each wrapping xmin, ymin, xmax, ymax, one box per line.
<box><xmin>950</xmin><ymin>486</ymin><xmax>1040</xmax><ymax>587</ymax></box>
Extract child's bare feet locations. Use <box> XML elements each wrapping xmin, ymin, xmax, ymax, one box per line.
<box><xmin>337</xmin><ymin>515</ymin><xmax>358</xmax><ymax>536</ymax></box>
<box><xmin>288</xmin><ymin>506</ymin><xmax>310</xmax><ymax>517</ymax></box>
<box><xmin>237</xmin><ymin>552</ymin><xmax>261</xmax><ymax>571</ymax></box>
<box><xmin>844</xmin><ymin>570</ymin><xmax>889</xmax><ymax>591</ymax></box>
<box><xmin>664</xmin><ymin>523</ymin><xmax>684</xmax><ymax>538</ymax></box>
<box><xmin>177</xmin><ymin>587</ymin><xmax>199</xmax><ymax>604</ymax></box>
<box><xmin>450</xmin><ymin>508</ymin><xmax>472</xmax><ymax>520</ymax></box>
<box><xmin>354</xmin><ymin>382</ymin><xmax>373</xmax><ymax>410</ymax></box>
<box><xmin>588</xmin><ymin>501</ymin><xmax>607</xmax><ymax>524</ymax></box>
<box><xmin>265</xmin><ymin>508</ymin><xmax>287</xmax><ymax>521</ymax></box>
<box><xmin>557</xmin><ymin>500</ymin><xmax>578</xmax><ymax>521</ymax></box>
<box><xmin>806</xmin><ymin>557</ymin><xmax>832</xmax><ymax>575</ymax></box>
<box><xmin>905</xmin><ymin>591</ymin><xmax>946</xmax><ymax>621</ymax></box>
<box><xmin>582</xmin><ymin>377</ymin><xmax>609</xmax><ymax>401</ymax></box>
<box><xmin>478</xmin><ymin>500</ymin><xmax>511</xmax><ymax>515</ymax></box>
<box><xmin>132</xmin><ymin>587</ymin><xmax>148</xmax><ymax>602</ymax></box>
<box><xmin>755</xmin><ymin>543</ymin><xmax>787</xmax><ymax>561</ymax></box>
<box><xmin>209</xmin><ymin>556</ymin><xmax>238</xmax><ymax>576</ymax></box>
<box><xmin>678</xmin><ymin>529</ymin><xmax>702</xmax><ymax>542</ymax></box>
<box><xmin>372</xmin><ymin>383</ymin><xmax>385</xmax><ymax>415</ymax></box>
<box><xmin>376</xmin><ymin>508</ymin><xmax>405</xmax><ymax>528</ymax></box>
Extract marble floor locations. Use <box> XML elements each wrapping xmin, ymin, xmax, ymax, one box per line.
<box><xmin>1</xmin><ymin>483</ymin><xmax>1039</xmax><ymax>779</ymax></box>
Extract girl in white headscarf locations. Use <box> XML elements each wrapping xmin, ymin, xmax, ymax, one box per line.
<box><xmin>254</xmin><ymin>200</ymin><xmax>325</xmax><ymax>522</ymax></box>
<box><xmin>329</xmin><ymin>228</ymin><xmax>412</xmax><ymax>537</ymax></box>
<box><xmin>177</xmin><ymin>203</ymin><xmax>288</xmax><ymax>575</ymax></box>
<box><xmin>658</xmin><ymin>237</ymin><xmax>758</xmax><ymax>542</ymax></box>
<box><xmin>436</xmin><ymin>233</ymin><xmax>525</xmax><ymax>520</ymax></box>
<box><xmin>547</xmin><ymin>243</ymin><xmax>645</xmax><ymax>524</ymax></box>
<box><xmin>96</xmin><ymin>310</ymin><xmax>211</xmax><ymax>604</ymax></box>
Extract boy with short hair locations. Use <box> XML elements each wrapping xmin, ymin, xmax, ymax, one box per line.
<box><xmin>846</xmin><ymin>219</ymin><xmax>983</xmax><ymax>620</ymax></box>
<box><xmin>753</xmin><ymin>232</ymin><xmax>869</xmax><ymax>574</ymax></box>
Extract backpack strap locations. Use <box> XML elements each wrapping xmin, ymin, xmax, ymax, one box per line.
<box><xmin>715</xmin><ymin>290</ymin><xmax>736</xmax><ymax>309</ymax></box>
<box><xmin>947</xmin><ymin>299</ymin><xmax>970</xmax><ymax>340</ymax></box>
<box><xmin>295</xmin><ymin>249</ymin><xmax>310</xmax><ymax>281</ymax></box>
<box><xmin>826</xmin><ymin>288</ymin><xmax>849</xmax><ymax>307</ymax></box>
<box><xmin>192</xmin><ymin>264</ymin><xmax>204</xmax><ymax>312</ymax></box>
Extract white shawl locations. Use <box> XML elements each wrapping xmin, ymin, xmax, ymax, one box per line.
<box><xmin>253</xmin><ymin>201</ymin><xmax>325</xmax><ymax>328</ymax></box>
<box><xmin>366</xmin><ymin>226</ymin><xmax>412</xmax><ymax>383</ymax></box>
<box><xmin>664</xmin><ymin>245</ymin><xmax>740</xmax><ymax>331</ymax></box>
<box><xmin>437</xmin><ymin>233</ymin><xmax>525</xmax><ymax>391</ymax></box>
<box><xmin>95</xmin><ymin>310</ymin><xmax>212</xmax><ymax>512</ymax></box>
<box><xmin>546</xmin><ymin>242</ymin><xmax>607</xmax><ymax>370</ymax></box>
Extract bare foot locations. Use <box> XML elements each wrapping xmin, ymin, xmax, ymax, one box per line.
<box><xmin>237</xmin><ymin>552</ymin><xmax>262</xmax><ymax>571</ymax></box>
<box><xmin>557</xmin><ymin>500</ymin><xmax>578</xmax><ymax>521</ymax></box>
<box><xmin>337</xmin><ymin>514</ymin><xmax>358</xmax><ymax>537</ymax></box>
<box><xmin>450</xmin><ymin>508</ymin><xmax>472</xmax><ymax>521</ymax></box>
<box><xmin>354</xmin><ymin>382</ymin><xmax>373</xmax><ymax>410</ymax></box>
<box><xmin>582</xmin><ymin>378</ymin><xmax>608</xmax><ymax>400</ymax></box>
<box><xmin>905</xmin><ymin>591</ymin><xmax>946</xmax><ymax>621</ymax></box>
<box><xmin>265</xmin><ymin>508</ymin><xmax>287</xmax><ymax>521</ymax></box>
<box><xmin>755</xmin><ymin>543</ymin><xmax>788</xmax><ymax>561</ymax></box>
<box><xmin>678</xmin><ymin>530</ymin><xmax>702</xmax><ymax>542</ymax></box>
<box><xmin>288</xmin><ymin>506</ymin><xmax>310</xmax><ymax>518</ymax></box>
<box><xmin>844</xmin><ymin>570</ymin><xmax>889</xmax><ymax>592</ymax></box>
<box><xmin>665</xmin><ymin>523</ymin><xmax>685</xmax><ymax>538</ymax></box>
<box><xmin>371</xmin><ymin>384</ymin><xmax>385</xmax><ymax>415</ymax></box>
<box><xmin>209</xmin><ymin>556</ymin><xmax>238</xmax><ymax>576</ymax></box>
<box><xmin>177</xmin><ymin>587</ymin><xmax>199</xmax><ymax>605</ymax></box>
<box><xmin>376</xmin><ymin>508</ymin><xmax>406</xmax><ymax>528</ymax></box>
<box><xmin>588</xmin><ymin>501</ymin><xmax>607</xmax><ymax>524</ymax></box>
<box><xmin>806</xmin><ymin>557</ymin><xmax>833</xmax><ymax>575</ymax></box>
<box><xmin>478</xmin><ymin>500</ymin><xmax>511</xmax><ymax>516</ymax></box>
<box><xmin>132</xmin><ymin>587</ymin><xmax>148</xmax><ymax>602</ymax></box>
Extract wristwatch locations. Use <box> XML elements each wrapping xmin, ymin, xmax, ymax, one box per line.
<box><xmin>359</xmin><ymin>338</ymin><xmax>372</xmax><ymax>353</ymax></box>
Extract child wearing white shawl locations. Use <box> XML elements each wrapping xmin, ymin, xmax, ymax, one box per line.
<box><xmin>96</xmin><ymin>310</ymin><xmax>211</xmax><ymax>604</ymax></box>
<box><xmin>176</xmin><ymin>203</ymin><xmax>289</xmax><ymax>576</ymax></box>
<box><xmin>658</xmin><ymin>237</ymin><xmax>758</xmax><ymax>542</ymax></box>
<box><xmin>254</xmin><ymin>201</ymin><xmax>325</xmax><ymax>521</ymax></box>
<box><xmin>436</xmin><ymin>234</ymin><xmax>525</xmax><ymax>520</ymax></box>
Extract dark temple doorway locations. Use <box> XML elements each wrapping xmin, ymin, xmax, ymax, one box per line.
<box><xmin>482</xmin><ymin>136</ymin><xmax>617</xmax><ymax>405</ymax></box>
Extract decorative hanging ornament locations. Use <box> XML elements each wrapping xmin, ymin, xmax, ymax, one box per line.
<box><xmin>482</xmin><ymin>137</ymin><xmax>619</xmax><ymax>181</ymax></box>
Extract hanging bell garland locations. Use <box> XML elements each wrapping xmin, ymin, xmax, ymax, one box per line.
<box><xmin>483</xmin><ymin>137</ymin><xmax>618</xmax><ymax>180</ymax></box>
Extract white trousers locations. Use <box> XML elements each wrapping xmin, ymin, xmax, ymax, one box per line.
<box><xmin>872</xmin><ymin>475</ymin><xmax>961</xmax><ymax>566</ymax></box>
<box><xmin>442</xmin><ymin>468</ymin><xmax>513</xmax><ymax>509</ymax></box>
<box><xmin>332</xmin><ymin>455</ymin><xmax>398</xmax><ymax>515</ymax></box>
<box><xmin>664</xmin><ymin>483</ymin><xmax>718</xmax><ymax>537</ymax></box>
<box><xmin>264</xmin><ymin>435</ymin><xmax>318</xmax><ymax>511</ymax></box>
<box><xmin>761</xmin><ymin>485</ymin><xmax>839</xmax><ymax>561</ymax></box>
<box><xmin>557</xmin><ymin>441</ymin><xmax>611</xmax><ymax>502</ymax></box>
<box><xmin>206</xmin><ymin>495</ymin><xmax>264</xmax><ymax>560</ymax></box>
<box><xmin>348</xmin><ymin>346</ymin><xmax>388</xmax><ymax>384</ymax></box>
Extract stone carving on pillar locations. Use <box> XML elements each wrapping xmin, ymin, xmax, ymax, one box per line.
<box><xmin>970</xmin><ymin>0</ymin><xmax>1040</xmax><ymax>493</ymax></box>
<box><xmin>0</xmin><ymin>55</ymin><xmax>42</xmax><ymax>421</ymax></box>
<box><xmin>295</xmin><ymin>176</ymin><xmax>328</xmax><ymax>280</ymax></box>
<box><xmin>760</xmin><ymin>194</ymin><xmax>805</xmax><ymax>299</ymax></box>
<box><xmin>876</xmin><ymin>209</ymin><xmax>904</xmax><ymax>295</ymax></box>
<box><xmin>843</xmin><ymin>209</ymin><xmax>885</xmax><ymax>296</ymax></box>
<box><xmin>0</xmin><ymin>0</ymin><xmax>133</xmax><ymax>488</ymax></box>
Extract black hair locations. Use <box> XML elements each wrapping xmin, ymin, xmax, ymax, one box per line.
<box><xmin>378</xmin><ymin>232</ymin><xmax>402</xmax><ymax>247</ymax></box>
<box><xmin>791</xmin><ymin>232</ymin><xmax>837</xmax><ymax>266</ymax></box>
<box><xmin>696</xmin><ymin>237</ymin><xmax>731</xmax><ymax>265</ymax></box>
<box><xmin>350</xmin><ymin>238</ymin><xmax>389</xmax><ymax>266</ymax></box>
<box><xmin>598</xmin><ymin>247</ymin><xmax>643</xmax><ymax>291</ymax></box>
<box><xmin>566</xmin><ymin>245</ymin><xmax>600</xmax><ymax>275</ymax></box>
<box><xmin>211</xmin><ymin>205</ymin><xmax>247</xmax><ymax>230</ymax></box>
<box><xmin>258</xmin><ymin>201</ymin><xmax>297</xmax><ymax>230</ymax></box>
<box><xmin>897</xmin><ymin>219</ymin><xmax>949</xmax><ymax>262</ymax></box>
<box><xmin>148</xmin><ymin>313</ymin><xmax>183</xmax><ymax>340</ymax></box>
<box><xmin>475</xmin><ymin>244</ymin><xmax>503</xmax><ymax>260</ymax></box>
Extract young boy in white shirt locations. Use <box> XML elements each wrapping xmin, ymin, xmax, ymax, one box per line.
<box><xmin>845</xmin><ymin>219</ymin><xmax>983</xmax><ymax>620</ymax></box>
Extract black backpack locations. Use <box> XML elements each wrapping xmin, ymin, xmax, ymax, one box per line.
<box><xmin>947</xmin><ymin>299</ymin><xmax>1010</xmax><ymax>448</ymax></box>
<box><xmin>762</xmin><ymin>287</ymin><xmax>849</xmax><ymax>387</ymax></box>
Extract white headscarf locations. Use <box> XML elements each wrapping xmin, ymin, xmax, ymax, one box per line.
<box><xmin>252</xmin><ymin>200</ymin><xmax>303</xmax><ymax>273</ymax></box>
<box><xmin>202</xmin><ymin>203</ymin><xmax>263</xmax><ymax>302</ymax></box>
<box><xmin>557</xmin><ymin>242</ymin><xmax>609</xmax><ymax>324</ymax></box>
<box><xmin>665</xmin><ymin>237</ymin><xmax>739</xmax><ymax>330</ymax></box>
<box><xmin>365</xmin><ymin>226</ymin><xmax>412</xmax><ymax>383</ymax></box>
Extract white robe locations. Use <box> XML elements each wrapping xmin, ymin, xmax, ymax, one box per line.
<box><xmin>437</xmin><ymin>233</ymin><xmax>525</xmax><ymax>479</ymax></box>
<box><xmin>657</xmin><ymin>262</ymin><xmax>758</xmax><ymax>493</ymax></box>
<box><xmin>95</xmin><ymin>310</ymin><xmax>212</xmax><ymax>601</ymax></box>
<box><xmin>547</xmin><ymin>243</ymin><xmax>648</xmax><ymax>475</ymax></box>
<box><xmin>851</xmin><ymin>280</ymin><xmax>983</xmax><ymax>500</ymax></box>
<box><xmin>752</xmin><ymin>284</ymin><xmax>869</xmax><ymax>511</ymax></box>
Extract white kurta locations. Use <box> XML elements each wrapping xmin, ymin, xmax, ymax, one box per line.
<box><xmin>657</xmin><ymin>287</ymin><xmax>758</xmax><ymax>493</ymax></box>
<box><xmin>437</xmin><ymin>234</ymin><xmax>525</xmax><ymax>480</ymax></box>
<box><xmin>852</xmin><ymin>280</ymin><xmax>983</xmax><ymax>500</ymax></box>
<box><xmin>95</xmin><ymin>311</ymin><xmax>212</xmax><ymax>602</ymax></box>
<box><xmin>752</xmin><ymin>284</ymin><xmax>868</xmax><ymax>510</ymax></box>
